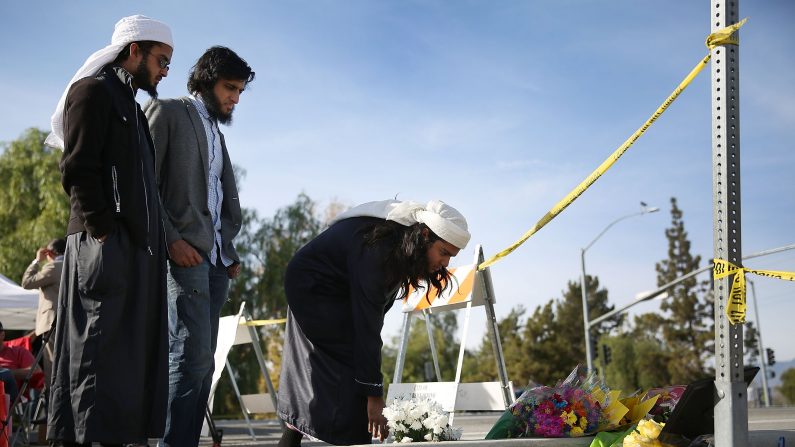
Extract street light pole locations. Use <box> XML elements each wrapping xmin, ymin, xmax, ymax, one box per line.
<box><xmin>581</xmin><ymin>203</ymin><xmax>659</xmax><ymax>373</ymax></box>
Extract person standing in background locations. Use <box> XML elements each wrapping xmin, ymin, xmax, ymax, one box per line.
<box><xmin>21</xmin><ymin>238</ymin><xmax>65</xmax><ymax>388</ymax></box>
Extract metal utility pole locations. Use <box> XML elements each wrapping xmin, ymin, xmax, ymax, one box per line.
<box><xmin>580</xmin><ymin>204</ymin><xmax>658</xmax><ymax>373</ymax></box>
<box><xmin>710</xmin><ymin>1</ymin><xmax>747</xmax><ymax>445</ymax></box>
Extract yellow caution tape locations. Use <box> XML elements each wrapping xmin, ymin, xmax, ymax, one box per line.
<box><xmin>713</xmin><ymin>258</ymin><xmax>795</xmax><ymax>325</ymax></box>
<box><xmin>478</xmin><ymin>19</ymin><xmax>748</xmax><ymax>271</ymax></box>
<box><xmin>705</xmin><ymin>18</ymin><xmax>747</xmax><ymax>49</ymax></box>
<box><xmin>241</xmin><ymin>318</ymin><xmax>287</xmax><ymax>326</ymax></box>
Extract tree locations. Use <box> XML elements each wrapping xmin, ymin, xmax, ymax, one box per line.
<box><xmin>555</xmin><ymin>276</ymin><xmax>622</xmax><ymax>369</ymax></box>
<box><xmin>743</xmin><ymin>321</ymin><xmax>760</xmax><ymax>367</ymax></box>
<box><xmin>0</xmin><ymin>128</ymin><xmax>70</xmax><ymax>282</ymax></box>
<box><xmin>236</xmin><ymin>192</ymin><xmax>323</xmax><ymax>320</ymax></box>
<box><xmin>523</xmin><ymin>276</ymin><xmax>619</xmax><ymax>385</ymax></box>
<box><xmin>654</xmin><ymin>197</ymin><xmax>712</xmax><ymax>384</ymax></box>
<box><xmin>462</xmin><ymin>306</ymin><xmax>526</xmax><ymax>385</ymax></box>
<box><xmin>462</xmin><ymin>275</ymin><xmax>619</xmax><ymax>388</ymax></box>
<box><xmin>383</xmin><ymin>311</ymin><xmax>461</xmax><ymax>386</ymax></box>
<box><xmin>601</xmin><ymin>335</ymin><xmax>636</xmax><ymax>391</ymax></box>
<box><xmin>602</xmin><ymin>332</ymin><xmax>671</xmax><ymax>390</ymax></box>
<box><xmin>779</xmin><ymin>368</ymin><xmax>795</xmax><ymax>404</ymax></box>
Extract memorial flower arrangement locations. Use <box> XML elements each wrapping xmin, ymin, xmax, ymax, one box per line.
<box><xmin>382</xmin><ymin>396</ymin><xmax>462</xmax><ymax>443</ymax></box>
<box><xmin>485</xmin><ymin>365</ymin><xmax>643</xmax><ymax>439</ymax></box>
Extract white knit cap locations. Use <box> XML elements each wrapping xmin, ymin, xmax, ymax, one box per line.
<box><xmin>45</xmin><ymin>15</ymin><xmax>174</xmax><ymax>149</ymax></box>
<box><xmin>332</xmin><ymin>199</ymin><xmax>471</xmax><ymax>249</ymax></box>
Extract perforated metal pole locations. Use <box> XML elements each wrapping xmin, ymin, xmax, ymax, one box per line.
<box><xmin>710</xmin><ymin>1</ymin><xmax>747</xmax><ymax>445</ymax></box>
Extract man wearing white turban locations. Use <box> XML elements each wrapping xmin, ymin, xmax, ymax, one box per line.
<box><xmin>47</xmin><ymin>15</ymin><xmax>174</xmax><ymax>446</ymax></box>
<box><xmin>277</xmin><ymin>199</ymin><xmax>470</xmax><ymax>446</ymax></box>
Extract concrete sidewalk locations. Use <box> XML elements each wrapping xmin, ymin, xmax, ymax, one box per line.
<box><xmin>199</xmin><ymin>419</ymin><xmax>793</xmax><ymax>446</ymax></box>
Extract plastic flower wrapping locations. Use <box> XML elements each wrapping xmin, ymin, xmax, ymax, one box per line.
<box><xmin>382</xmin><ymin>396</ymin><xmax>462</xmax><ymax>443</ymax></box>
<box><xmin>486</xmin><ymin>365</ymin><xmax>625</xmax><ymax>439</ymax></box>
<box><xmin>640</xmin><ymin>385</ymin><xmax>686</xmax><ymax>423</ymax></box>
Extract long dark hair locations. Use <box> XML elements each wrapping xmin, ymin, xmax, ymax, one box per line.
<box><xmin>187</xmin><ymin>46</ymin><xmax>255</xmax><ymax>95</ymax></box>
<box><xmin>364</xmin><ymin>220</ymin><xmax>452</xmax><ymax>300</ymax></box>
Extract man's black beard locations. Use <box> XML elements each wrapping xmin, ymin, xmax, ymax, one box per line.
<box><xmin>200</xmin><ymin>91</ymin><xmax>233</xmax><ymax>125</ymax></box>
<box><xmin>132</xmin><ymin>56</ymin><xmax>158</xmax><ymax>99</ymax></box>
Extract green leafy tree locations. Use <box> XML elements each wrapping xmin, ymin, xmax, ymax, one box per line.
<box><xmin>556</xmin><ymin>275</ymin><xmax>622</xmax><ymax>368</ymax></box>
<box><xmin>522</xmin><ymin>276</ymin><xmax>619</xmax><ymax>386</ymax></box>
<box><xmin>779</xmin><ymin>368</ymin><xmax>795</xmax><ymax>404</ymax></box>
<box><xmin>602</xmin><ymin>332</ymin><xmax>671</xmax><ymax>390</ymax></box>
<box><xmin>655</xmin><ymin>197</ymin><xmax>712</xmax><ymax>384</ymax></box>
<box><xmin>384</xmin><ymin>312</ymin><xmax>461</xmax><ymax>385</ymax></box>
<box><xmin>632</xmin><ymin>337</ymin><xmax>671</xmax><ymax>389</ymax></box>
<box><xmin>601</xmin><ymin>335</ymin><xmax>636</xmax><ymax>391</ymax></box>
<box><xmin>743</xmin><ymin>321</ymin><xmax>760</xmax><ymax>367</ymax></box>
<box><xmin>462</xmin><ymin>275</ymin><xmax>618</xmax><ymax>389</ymax></box>
<box><xmin>0</xmin><ymin>128</ymin><xmax>69</xmax><ymax>281</ymax></box>
<box><xmin>462</xmin><ymin>306</ymin><xmax>525</xmax><ymax>385</ymax></box>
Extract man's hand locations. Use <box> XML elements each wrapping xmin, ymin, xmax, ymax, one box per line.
<box><xmin>227</xmin><ymin>263</ymin><xmax>241</xmax><ymax>279</ymax></box>
<box><xmin>367</xmin><ymin>395</ymin><xmax>389</xmax><ymax>442</ymax></box>
<box><xmin>168</xmin><ymin>239</ymin><xmax>203</xmax><ymax>267</ymax></box>
<box><xmin>35</xmin><ymin>248</ymin><xmax>48</xmax><ymax>262</ymax></box>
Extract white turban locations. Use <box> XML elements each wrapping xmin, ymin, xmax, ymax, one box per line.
<box><xmin>45</xmin><ymin>15</ymin><xmax>174</xmax><ymax>149</ymax></box>
<box><xmin>332</xmin><ymin>199</ymin><xmax>471</xmax><ymax>249</ymax></box>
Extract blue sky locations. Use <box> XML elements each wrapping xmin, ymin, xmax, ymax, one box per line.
<box><xmin>1</xmin><ymin>1</ymin><xmax>794</xmax><ymax>366</ymax></box>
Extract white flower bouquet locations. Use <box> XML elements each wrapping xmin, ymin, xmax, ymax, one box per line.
<box><xmin>382</xmin><ymin>396</ymin><xmax>462</xmax><ymax>443</ymax></box>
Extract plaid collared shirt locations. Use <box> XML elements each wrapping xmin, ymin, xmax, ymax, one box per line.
<box><xmin>190</xmin><ymin>94</ymin><xmax>233</xmax><ymax>267</ymax></box>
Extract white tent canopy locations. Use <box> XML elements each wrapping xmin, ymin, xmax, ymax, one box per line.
<box><xmin>0</xmin><ymin>273</ymin><xmax>38</xmax><ymax>330</ymax></box>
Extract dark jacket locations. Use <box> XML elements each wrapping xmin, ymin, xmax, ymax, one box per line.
<box><xmin>60</xmin><ymin>65</ymin><xmax>158</xmax><ymax>251</ymax></box>
<box><xmin>143</xmin><ymin>97</ymin><xmax>242</xmax><ymax>261</ymax></box>
<box><xmin>278</xmin><ymin>217</ymin><xmax>397</xmax><ymax>445</ymax></box>
<box><xmin>50</xmin><ymin>65</ymin><xmax>168</xmax><ymax>444</ymax></box>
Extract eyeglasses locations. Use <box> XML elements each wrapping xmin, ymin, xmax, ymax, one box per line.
<box><xmin>149</xmin><ymin>53</ymin><xmax>170</xmax><ymax>70</ymax></box>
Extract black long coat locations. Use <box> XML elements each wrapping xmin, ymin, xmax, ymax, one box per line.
<box><xmin>48</xmin><ymin>65</ymin><xmax>168</xmax><ymax>444</ymax></box>
<box><xmin>277</xmin><ymin>217</ymin><xmax>397</xmax><ymax>445</ymax></box>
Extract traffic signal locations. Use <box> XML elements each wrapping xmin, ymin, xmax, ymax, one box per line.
<box><xmin>766</xmin><ymin>348</ymin><xmax>776</xmax><ymax>366</ymax></box>
<box><xmin>602</xmin><ymin>345</ymin><xmax>612</xmax><ymax>365</ymax></box>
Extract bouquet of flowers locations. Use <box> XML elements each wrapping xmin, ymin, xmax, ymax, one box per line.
<box><xmin>382</xmin><ymin>396</ymin><xmax>462</xmax><ymax>443</ymax></box>
<box><xmin>641</xmin><ymin>385</ymin><xmax>686</xmax><ymax>423</ymax></box>
<box><xmin>486</xmin><ymin>366</ymin><xmax>607</xmax><ymax>438</ymax></box>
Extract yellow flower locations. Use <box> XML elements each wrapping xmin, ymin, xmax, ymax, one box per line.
<box><xmin>637</xmin><ymin>419</ymin><xmax>664</xmax><ymax>438</ymax></box>
<box><xmin>579</xmin><ymin>416</ymin><xmax>588</xmax><ymax>429</ymax></box>
<box><xmin>623</xmin><ymin>431</ymin><xmax>661</xmax><ymax>447</ymax></box>
<box><xmin>623</xmin><ymin>420</ymin><xmax>666</xmax><ymax>447</ymax></box>
<box><xmin>570</xmin><ymin>426</ymin><xmax>584</xmax><ymax>437</ymax></box>
<box><xmin>560</xmin><ymin>411</ymin><xmax>577</xmax><ymax>426</ymax></box>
